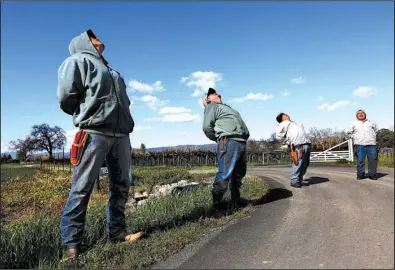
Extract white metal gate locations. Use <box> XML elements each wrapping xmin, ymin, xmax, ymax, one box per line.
<box><xmin>310</xmin><ymin>139</ymin><xmax>354</xmax><ymax>163</ymax></box>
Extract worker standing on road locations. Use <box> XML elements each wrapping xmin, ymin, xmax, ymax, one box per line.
<box><xmin>202</xmin><ymin>88</ymin><xmax>250</xmax><ymax>210</ymax></box>
<box><xmin>346</xmin><ymin>109</ymin><xmax>379</xmax><ymax>180</ymax></box>
<box><xmin>57</xmin><ymin>29</ymin><xmax>143</xmax><ymax>261</ymax></box>
<box><xmin>275</xmin><ymin>113</ymin><xmax>311</xmax><ymax>188</ymax></box>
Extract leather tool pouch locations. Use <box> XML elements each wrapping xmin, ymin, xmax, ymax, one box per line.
<box><xmin>290</xmin><ymin>144</ymin><xmax>298</xmax><ymax>165</ymax></box>
<box><xmin>299</xmin><ymin>147</ymin><xmax>304</xmax><ymax>160</ymax></box>
<box><xmin>70</xmin><ymin>130</ymin><xmax>89</xmax><ymax>166</ymax></box>
<box><xmin>219</xmin><ymin>136</ymin><xmax>229</xmax><ymax>156</ymax></box>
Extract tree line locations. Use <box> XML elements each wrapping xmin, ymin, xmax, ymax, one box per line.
<box><xmin>2</xmin><ymin>125</ymin><xmax>393</xmax><ymax>164</ymax></box>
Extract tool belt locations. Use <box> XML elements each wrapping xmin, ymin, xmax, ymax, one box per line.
<box><xmin>219</xmin><ymin>136</ymin><xmax>229</xmax><ymax>155</ymax></box>
<box><xmin>290</xmin><ymin>144</ymin><xmax>304</xmax><ymax>165</ymax></box>
<box><xmin>70</xmin><ymin>130</ymin><xmax>89</xmax><ymax>166</ymax></box>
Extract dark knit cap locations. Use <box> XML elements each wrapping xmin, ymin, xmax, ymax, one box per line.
<box><xmin>276</xmin><ymin>112</ymin><xmax>285</xmax><ymax>123</ymax></box>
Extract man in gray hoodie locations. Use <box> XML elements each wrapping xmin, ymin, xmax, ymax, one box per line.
<box><xmin>202</xmin><ymin>88</ymin><xmax>250</xmax><ymax>210</ymax></box>
<box><xmin>57</xmin><ymin>29</ymin><xmax>142</xmax><ymax>260</ymax></box>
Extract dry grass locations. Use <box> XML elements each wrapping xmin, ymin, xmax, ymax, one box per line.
<box><xmin>1</xmin><ymin>166</ymin><xmax>269</xmax><ymax>269</ymax></box>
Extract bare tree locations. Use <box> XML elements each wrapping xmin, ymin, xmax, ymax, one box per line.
<box><xmin>30</xmin><ymin>123</ymin><xmax>66</xmax><ymax>161</ymax></box>
<box><xmin>9</xmin><ymin>136</ymin><xmax>37</xmax><ymax>162</ymax></box>
<box><xmin>308</xmin><ymin>127</ymin><xmax>348</xmax><ymax>151</ymax></box>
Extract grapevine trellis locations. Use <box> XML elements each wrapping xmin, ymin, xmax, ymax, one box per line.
<box><xmin>38</xmin><ymin>149</ymin><xmax>294</xmax><ymax>170</ymax></box>
<box><xmin>130</xmin><ymin>150</ymin><xmax>292</xmax><ymax>167</ymax></box>
<box><xmin>131</xmin><ymin>151</ymin><xmax>219</xmax><ymax>167</ymax></box>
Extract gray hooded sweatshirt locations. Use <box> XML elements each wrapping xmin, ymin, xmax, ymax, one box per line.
<box><xmin>57</xmin><ymin>30</ymin><xmax>134</xmax><ymax>137</ymax></box>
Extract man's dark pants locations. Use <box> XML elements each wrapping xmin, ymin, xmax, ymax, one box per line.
<box><xmin>212</xmin><ymin>138</ymin><xmax>247</xmax><ymax>207</ymax></box>
<box><xmin>61</xmin><ymin>133</ymin><xmax>132</xmax><ymax>248</ymax></box>
<box><xmin>355</xmin><ymin>145</ymin><xmax>378</xmax><ymax>178</ymax></box>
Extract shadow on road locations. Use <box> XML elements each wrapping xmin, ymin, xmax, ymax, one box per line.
<box><xmin>376</xmin><ymin>173</ymin><xmax>388</xmax><ymax>179</ymax></box>
<box><xmin>309</xmin><ymin>177</ymin><xmax>330</xmax><ymax>185</ymax></box>
<box><xmin>139</xmin><ymin>187</ymin><xmax>293</xmax><ymax>237</ymax></box>
<box><xmin>259</xmin><ymin>188</ymin><xmax>293</xmax><ymax>204</ymax></box>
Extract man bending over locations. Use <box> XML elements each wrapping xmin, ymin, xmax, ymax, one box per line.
<box><xmin>202</xmin><ymin>88</ymin><xmax>250</xmax><ymax>209</ymax></box>
<box><xmin>276</xmin><ymin>113</ymin><xmax>311</xmax><ymax>188</ymax></box>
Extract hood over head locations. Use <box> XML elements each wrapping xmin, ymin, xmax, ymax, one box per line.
<box><xmin>68</xmin><ymin>29</ymin><xmax>108</xmax><ymax>65</ymax></box>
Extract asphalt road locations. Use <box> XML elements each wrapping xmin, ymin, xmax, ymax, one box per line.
<box><xmin>154</xmin><ymin>165</ymin><xmax>394</xmax><ymax>269</ymax></box>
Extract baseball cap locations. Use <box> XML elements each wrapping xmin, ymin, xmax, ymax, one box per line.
<box><xmin>206</xmin><ymin>88</ymin><xmax>217</xmax><ymax>98</ymax></box>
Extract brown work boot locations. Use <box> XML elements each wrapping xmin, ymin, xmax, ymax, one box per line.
<box><xmin>110</xmin><ymin>231</ymin><xmax>144</xmax><ymax>243</ymax></box>
<box><xmin>61</xmin><ymin>247</ymin><xmax>79</xmax><ymax>262</ymax></box>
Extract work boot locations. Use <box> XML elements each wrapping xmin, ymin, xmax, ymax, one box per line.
<box><xmin>110</xmin><ymin>231</ymin><xmax>144</xmax><ymax>243</ymax></box>
<box><xmin>290</xmin><ymin>183</ymin><xmax>302</xmax><ymax>188</ymax></box>
<box><xmin>230</xmin><ymin>188</ymin><xmax>248</xmax><ymax>208</ymax></box>
<box><xmin>212</xmin><ymin>201</ymin><xmax>226</xmax><ymax>211</ymax></box>
<box><xmin>211</xmin><ymin>190</ymin><xmax>227</xmax><ymax>215</ymax></box>
<box><xmin>356</xmin><ymin>175</ymin><xmax>364</xmax><ymax>180</ymax></box>
<box><xmin>61</xmin><ymin>247</ymin><xmax>79</xmax><ymax>262</ymax></box>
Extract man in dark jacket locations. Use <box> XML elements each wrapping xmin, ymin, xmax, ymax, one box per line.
<box><xmin>57</xmin><ymin>29</ymin><xmax>142</xmax><ymax>261</ymax></box>
<box><xmin>202</xmin><ymin>88</ymin><xmax>250</xmax><ymax>209</ymax></box>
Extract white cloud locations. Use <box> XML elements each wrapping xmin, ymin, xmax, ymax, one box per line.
<box><xmin>281</xmin><ymin>91</ymin><xmax>291</xmax><ymax>97</ymax></box>
<box><xmin>162</xmin><ymin>113</ymin><xmax>201</xmax><ymax>123</ymax></box>
<box><xmin>192</xmin><ymin>89</ymin><xmax>201</xmax><ymax>97</ymax></box>
<box><xmin>317</xmin><ymin>103</ymin><xmax>329</xmax><ymax>110</ymax></box>
<box><xmin>291</xmin><ymin>76</ymin><xmax>306</xmax><ymax>84</ymax></box>
<box><xmin>317</xmin><ymin>100</ymin><xmax>350</xmax><ymax>111</ymax></box>
<box><xmin>353</xmin><ymin>86</ymin><xmax>377</xmax><ymax>98</ymax></box>
<box><xmin>129</xmin><ymin>99</ymin><xmax>135</xmax><ymax>111</ymax></box>
<box><xmin>65</xmin><ymin>129</ymin><xmax>79</xmax><ymax>150</ymax></box>
<box><xmin>180</xmin><ymin>71</ymin><xmax>223</xmax><ymax>97</ymax></box>
<box><xmin>128</xmin><ymin>80</ymin><xmax>164</xmax><ymax>94</ymax></box>
<box><xmin>129</xmin><ymin>127</ymin><xmax>212</xmax><ymax>148</ymax></box>
<box><xmin>140</xmin><ymin>95</ymin><xmax>169</xmax><ymax>110</ymax></box>
<box><xmin>144</xmin><ymin>117</ymin><xmax>161</xmax><ymax>122</ymax></box>
<box><xmin>317</xmin><ymin>96</ymin><xmax>323</xmax><ymax>101</ymax></box>
<box><xmin>158</xmin><ymin>107</ymin><xmax>192</xmax><ymax>115</ymax></box>
<box><xmin>231</xmin><ymin>93</ymin><xmax>274</xmax><ymax>103</ymax></box>
<box><xmin>144</xmin><ymin>112</ymin><xmax>201</xmax><ymax>123</ymax></box>
<box><xmin>134</xmin><ymin>125</ymin><xmax>153</xmax><ymax>131</ymax></box>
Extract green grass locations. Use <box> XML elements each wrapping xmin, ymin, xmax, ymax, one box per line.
<box><xmin>1</xmin><ymin>174</ymin><xmax>269</xmax><ymax>269</ymax></box>
<box><xmin>0</xmin><ymin>164</ymin><xmax>40</xmax><ymax>183</ymax></box>
<box><xmin>377</xmin><ymin>155</ymin><xmax>394</xmax><ymax>168</ymax></box>
<box><xmin>1</xmin><ymin>167</ymin><xmax>217</xmax><ymax>221</ymax></box>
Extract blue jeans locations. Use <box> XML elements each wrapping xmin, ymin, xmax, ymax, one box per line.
<box><xmin>356</xmin><ymin>145</ymin><xmax>377</xmax><ymax>177</ymax></box>
<box><xmin>61</xmin><ymin>133</ymin><xmax>133</xmax><ymax>248</ymax></box>
<box><xmin>291</xmin><ymin>144</ymin><xmax>311</xmax><ymax>185</ymax></box>
<box><xmin>212</xmin><ymin>139</ymin><xmax>247</xmax><ymax>204</ymax></box>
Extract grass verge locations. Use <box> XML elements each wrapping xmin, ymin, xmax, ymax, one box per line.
<box><xmin>1</xmin><ymin>175</ymin><xmax>269</xmax><ymax>269</ymax></box>
<box><xmin>1</xmin><ymin>167</ymin><xmax>216</xmax><ymax>221</ymax></box>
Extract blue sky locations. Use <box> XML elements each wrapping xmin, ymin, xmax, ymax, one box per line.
<box><xmin>1</xmin><ymin>1</ymin><xmax>394</xmax><ymax>151</ymax></box>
